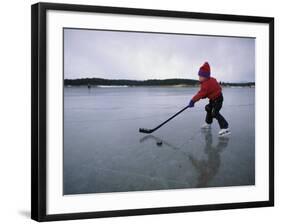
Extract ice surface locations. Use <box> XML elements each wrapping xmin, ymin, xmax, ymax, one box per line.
<box><xmin>63</xmin><ymin>86</ymin><xmax>255</xmax><ymax>195</ymax></box>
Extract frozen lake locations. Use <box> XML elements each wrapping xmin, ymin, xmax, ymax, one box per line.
<box><xmin>63</xmin><ymin>86</ymin><xmax>255</xmax><ymax>195</ymax></box>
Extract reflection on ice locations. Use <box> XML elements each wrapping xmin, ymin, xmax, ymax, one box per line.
<box><xmin>188</xmin><ymin>130</ymin><xmax>229</xmax><ymax>187</ymax></box>
<box><xmin>139</xmin><ymin>130</ymin><xmax>229</xmax><ymax>188</ymax></box>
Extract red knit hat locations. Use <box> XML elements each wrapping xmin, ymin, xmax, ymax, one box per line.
<box><xmin>198</xmin><ymin>62</ymin><xmax>211</xmax><ymax>78</ymax></box>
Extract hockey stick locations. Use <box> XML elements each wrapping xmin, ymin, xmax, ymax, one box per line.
<box><xmin>139</xmin><ymin>105</ymin><xmax>189</xmax><ymax>134</ymax></box>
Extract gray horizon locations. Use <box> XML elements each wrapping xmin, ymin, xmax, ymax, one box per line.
<box><xmin>64</xmin><ymin>28</ymin><xmax>255</xmax><ymax>83</ymax></box>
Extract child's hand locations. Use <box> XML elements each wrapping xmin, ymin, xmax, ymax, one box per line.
<box><xmin>188</xmin><ymin>100</ymin><xmax>195</xmax><ymax>107</ymax></box>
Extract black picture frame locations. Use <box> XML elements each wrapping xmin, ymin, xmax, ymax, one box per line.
<box><xmin>31</xmin><ymin>2</ymin><xmax>274</xmax><ymax>222</ymax></box>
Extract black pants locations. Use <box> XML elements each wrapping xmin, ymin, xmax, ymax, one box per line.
<box><xmin>205</xmin><ymin>94</ymin><xmax>228</xmax><ymax>129</ymax></box>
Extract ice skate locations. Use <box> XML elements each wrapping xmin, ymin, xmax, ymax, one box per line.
<box><xmin>201</xmin><ymin>123</ymin><xmax>211</xmax><ymax>129</ymax></box>
<box><xmin>218</xmin><ymin>128</ymin><xmax>231</xmax><ymax>137</ymax></box>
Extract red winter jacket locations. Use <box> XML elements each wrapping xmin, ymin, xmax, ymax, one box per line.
<box><xmin>192</xmin><ymin>77</ymin><xmax>222</xmax><ymax>102</ymax></box>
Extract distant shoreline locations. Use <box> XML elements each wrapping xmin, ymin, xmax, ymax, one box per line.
<box><xmin>65</xmin><ymin>85</ymin><xmax>255</xmax><ymax>89</ymax></box>
<box><xmin>64</xmin><ymin>77</ymin><xmax>255</xmax><ymax>87</ymax></box>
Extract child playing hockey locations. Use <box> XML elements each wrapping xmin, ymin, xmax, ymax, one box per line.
<box><xmin>188</xmin><ymin>62</ymin><xmax>230</xmax><ymax>137</ymax></box>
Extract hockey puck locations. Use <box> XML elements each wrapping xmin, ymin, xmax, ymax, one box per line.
<box><xmin>156</xmin><ymin>141</ymin><xmax>163</xmax><ymax>146</ymax></box>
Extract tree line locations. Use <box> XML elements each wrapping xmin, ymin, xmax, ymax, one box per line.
<box><xmin>64</xmin><ymin>77</ymin><xmax>199</xmax><ymax>86</ymax></box>
<box><xmin>64</xmin><ymin>77</ymin><xmax>255</xmax><ymax>87</ymax></box>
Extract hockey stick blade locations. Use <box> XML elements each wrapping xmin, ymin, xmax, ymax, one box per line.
<box><xmin>139</xmin><ymin>128</ymin><xmax>153</xmax><ymax>134</ymax></box>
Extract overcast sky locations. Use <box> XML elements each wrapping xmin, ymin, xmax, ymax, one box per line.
<box><xmin>64</xmin><ymin>28</ymin><xmax>255</xmax><ymax>83</ymax></box>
